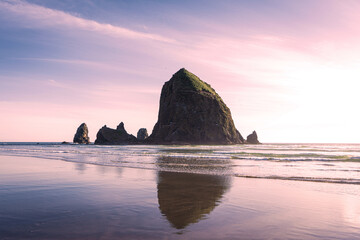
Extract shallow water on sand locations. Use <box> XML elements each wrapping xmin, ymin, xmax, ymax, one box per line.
<box><xmin>1</xmin><ymin>154</ymin><xmax>360</xmax><ymax>239</ymax></box>
<box><xmin>0</xmin><ymin>143</ymin><xmax>360</xmax><ymax>184</ymax></box>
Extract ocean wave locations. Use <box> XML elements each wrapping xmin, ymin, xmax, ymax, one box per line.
<box><xmin>0</xmin><ymin>143</ymin><xmax>360</xmax><ymax>185</ymax></box>
<box><xmin>235</xmin><ymin>174</ymin><xmax>360</xmax><ymax>185</ymax></box>
<box><xmin>230</xmin><ymin>153</ymin><xmax>356</xmax><ymax>162</ymax></box>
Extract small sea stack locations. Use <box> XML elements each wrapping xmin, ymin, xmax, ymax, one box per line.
<box><xmin>94</xmin><ymin>122</ymin><xmax>138</xmax><ymax>145</ymax></box>
<box><xmin>246</xmin><ymin>131</ymin><xmax>260</xmax><ymax>144</ymax></box>
<box><xmin>137</xmin><ymin>128</ymin><xmax>148</xmax><ymax>140</ymax></box>
<box><xmin>73</xmin><ymin>123</ymin><xmax>90</xmax><ymax>144</ymax></box>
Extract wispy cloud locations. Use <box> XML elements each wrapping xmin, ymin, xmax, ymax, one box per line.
<box><xmin>0</xmin><ymin>0</ymin><xmax>174</xmax><ymax>43</ymax></box>
<box><xmin>13</xmin><ymin>57</ymin><xmax>164</xmax><ymax>78</ymax></box>
<box><xmin>15</xmin><ymin>57</ymin><xmax>121</xmax><ymax>71</ymax></box>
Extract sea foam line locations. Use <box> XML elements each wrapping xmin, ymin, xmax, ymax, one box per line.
<box><xmin>235</xmin><ymin>174</ymin><xmax>360</xmax><ymax>185</ymax></box>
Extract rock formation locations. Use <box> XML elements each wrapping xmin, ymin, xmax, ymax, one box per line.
<box><xmin>116</xmin><ymin>122</ymin><xmax>127</xmax><ymax>133</ymax></box>
<box><xmin>88</xmin><ymin>68</ymin><xmax>261</xmax><ymax>145</ymax></box>
<box><xmin>137</xmin><ymin>128</ymin><xmax>148</xmax><ymax>140</ymax></box>
<box><xmin>148</xmin><ymin>68</ymin><xmax>244</xmax><ymax>144</ymax></box>
<box><xmin>246</xmin><ymin>130</ymin><xmax>260</xmax><ymax>144</ymax></box>
<box><xmin>94</xmin><ymin>122</ymin><xmax>138</xmax><ymax>145</ymax></box>
<box><xmin>73</xmin><ymin>123</ymin><xmax>90</xmax><ymax>144</ymax></box>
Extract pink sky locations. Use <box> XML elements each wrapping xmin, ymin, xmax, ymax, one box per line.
<box><xmin>0</xmin><ymin>0</ymin><xmax>359</xmax><ymax>143</ymax></box>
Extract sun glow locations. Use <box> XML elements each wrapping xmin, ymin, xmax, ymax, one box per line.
<box><xmin>262</xmin><ymin>60</ymin><xmax>360</xmax><ymax>142</ymax></box>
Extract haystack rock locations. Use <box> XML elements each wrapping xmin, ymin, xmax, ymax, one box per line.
<box><xmin>137</xmin><ymin>128</ymin><xmax>148</xmax><ymax>140</ymax></box>
<box><xmin>148</xmin><ymin>68</ymin><xmax>244</xmax><ymax>144</ymax></box>
<box><xmin>94</xmin><ymin>122</ymin><xmax>138</xmax><ymax>145</ymax></box>
<box><xmin>246</xmin><ymin>130</ymin><xmax>260</xmax><ymax>144</ymax></box>
<box><xmin>73</xmin><ymin>123</ymin><xmax>90</xmax><ymax>144</ymax></box>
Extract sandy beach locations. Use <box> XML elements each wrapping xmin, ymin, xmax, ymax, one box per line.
<box><xmin>1</xmin><ymin>154</ymin><xmax>360</xmax><ymax>239</ymax></box>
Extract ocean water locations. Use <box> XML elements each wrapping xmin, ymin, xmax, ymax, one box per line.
<box><xmin>0</xmin><ymin>142</ymin><xmax>359</xmax><ymax>185</ymax></box>
<box><xmin>1</xmin><ymin>143</ymin><xmax>360</xmax><ymax>239</ymax></box>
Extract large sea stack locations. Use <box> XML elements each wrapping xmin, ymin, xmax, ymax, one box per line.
<box><xmin>148</xmin><ymin>68</ymin><xmax>244</xmax><ymax>144</ymax></box>
<box><xmin>73</xmin><ymin>123</ymin><xmax>90</xmax><ymax>144</ymax></box>
<box><xmin>94</xmin><ymin>122</ymin><xmax>138</xmax><ymax>145</ymax></box>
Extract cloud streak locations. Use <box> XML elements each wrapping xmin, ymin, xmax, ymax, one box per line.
<box><xmin>0</xmin><ymin>0</ymin><xmax>174</xmax><ymax>43</ymax></box>
<box><xmin>15</xmin><ymin>57</ymin><xmax>121</xmax><ymax>70</ymax></box>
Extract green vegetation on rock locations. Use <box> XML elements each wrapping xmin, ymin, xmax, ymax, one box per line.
<box><xmin>174</xmin><ymin>68</ymin><xmax>217</xmax><ymax>95</ymax></box>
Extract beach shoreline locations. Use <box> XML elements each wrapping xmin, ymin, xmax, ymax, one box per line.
<box><xmin>1</xmin><ymin>154</ymin><xmax>360</xmax><ymax>239</ymax></box>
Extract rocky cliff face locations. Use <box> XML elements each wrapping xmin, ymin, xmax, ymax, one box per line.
<box><xmin>73</xmin><ymin>123</ymin><xmax>90</xmax><ymax>144</ymax></box>
<box><xmin>246</xmin><ymin>130</ymin><xmax>260</xmax><ymax>144</ymax></box>
<box><xmin>148</xmin><ymin>68</ymin><xmax>244</xmax><ymax>144</ymax></box>
<box><xmin>94</xmin><ymin>122</ymin><xmax>138</xmax><ymax>145</ymax></box>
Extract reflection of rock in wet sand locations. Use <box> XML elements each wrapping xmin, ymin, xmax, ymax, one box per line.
<box><xmin>157</xmin><ymin>171</ymin><xmax>230</xmax><ymax>229</ymax></box>
<box><xmin>156</xmin><ymin>156</ymin><xmax>232</xmax><ymax>175</ymax></box>
<box><xmin>74</xmin><ymin>162</ymin><xmax>87</xmax><ymax>174</ymax></box>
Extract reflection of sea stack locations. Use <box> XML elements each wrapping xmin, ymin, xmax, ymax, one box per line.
<box><xmin>148</xmin><ymin>68</ymin><xmax>244</xmax><ymax>144</ymax></box>
<box><xmin>157</xmin><ymin>171</ymin><xmax>230</xmax><ymax>229</ymax></box>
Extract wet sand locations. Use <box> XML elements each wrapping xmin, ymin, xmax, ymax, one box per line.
<box><xmin>1</xmin><ymin>155</ymin><xmax>360</xmax><ymax>239</ymax></box>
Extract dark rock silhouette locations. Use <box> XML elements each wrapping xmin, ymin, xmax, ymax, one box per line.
<box><xmin>137</xmin><ymin>128</ymin><xmax>148</xmax><ymax>140</ymax></box>
<box><xmin>90</xmin><ymin>68</ymin><xmax>261</xmax><ymax>145</ymax></box>
<box><xmin>246</xmin><ymin>130</ymin><xmax>260</xmax><ymax>144</ymax></box>
<box><xmin>94</xmin><ymin>122</ymin><xmax>138</xmax><ymax>145</ymax></box>
<box><xmin>73</xmin><ymin>123</ymin><xmax>90</xmax><ymax>144</ymax></box>
<box><xmin>148</xmin><ymin>68</ymin><xmax>244</xmax><ymax>144</ymax></box>
<box><xmin>157</xmin><ymin>170</ymin><xmax>230</xmax><ymax>229</ymax></box>
<box><xmin>116</xmin><ymin>122</ymin><xmax>126</xmax><ymax>133</ymax></box>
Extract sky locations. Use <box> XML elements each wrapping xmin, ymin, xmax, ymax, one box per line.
<box><xmin>0</xmin><ymin>0</ymin><xmax>360</xmax><ymax>143</ymax></box>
